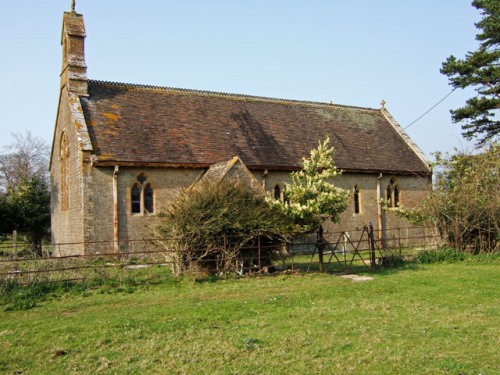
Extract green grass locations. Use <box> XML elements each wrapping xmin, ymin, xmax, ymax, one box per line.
<box><xmin>1</xmin><ymin>260</ymin><xmax>499</xmax><ymax>374</ymax></box>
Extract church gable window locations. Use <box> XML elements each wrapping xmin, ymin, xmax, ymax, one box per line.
<box><xmin>60</xmin><ymin>132</ymin><xmax>69</xmax><ymax>211</ymax></box>
<box><xmin>130</xmin><ymin>174</ymin><xmax>155</xmax><ymax>215</ymax></box>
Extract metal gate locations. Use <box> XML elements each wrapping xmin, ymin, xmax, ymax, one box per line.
<box><xmin>304</xmin><ymin>224</ymin><xmax>381</xmax><ymax>273</ymax></box>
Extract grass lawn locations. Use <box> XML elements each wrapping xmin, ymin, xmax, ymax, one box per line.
<box><xmin>1</xmin><ymin>261</ymin><xmax>498</xmax><ymax>374</ymax></box>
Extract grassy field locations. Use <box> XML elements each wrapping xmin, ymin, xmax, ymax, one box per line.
<box><xmin>1</xmin><ymin>260</ymin><xmax>498</xmax><ymax>374</ymax></box>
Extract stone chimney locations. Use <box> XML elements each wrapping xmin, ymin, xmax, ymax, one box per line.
<box><xmin>60</xmin><ymin>10</ymin><xmax>88</xmax><ymax>96</ymax></box>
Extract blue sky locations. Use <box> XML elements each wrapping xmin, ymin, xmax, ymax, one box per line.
<box><xmin>0</xmin><ymin>1</ymin><xmax>482</xmax><ymax>158</ymax></box>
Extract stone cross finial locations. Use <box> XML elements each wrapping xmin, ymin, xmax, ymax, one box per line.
<box><xmin>380</xmin><ymin>99</ymin><xmax>386</xmax><ymax>109</ymax></box>
<box><xmin>71</xmin><ymin>0</ymin><xmax>76</xmax><ymax>12</ymax></box>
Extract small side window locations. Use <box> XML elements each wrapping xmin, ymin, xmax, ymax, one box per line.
<box><xmin>393</xmin><ymin>185</ymin><xmax>400</xmax><ymax>208</ymax></box>
<box><xmin>274</xmin><ymin>185</ymin><xmax>281</xmax><ymax>201</ymax></box>
<box><xmin>130</xmin><ymin>174</ymin><xmax>155</xmax><ymax>215</ymax></box>
<box><xmin>131</xmin><ymin>183</ymin><xmax>141</xmax><ymax>214</ymax></box>
<box><xmin>386</xmin><ymin>177</ymin><xmax>400</xmax><ymax>208</ymax></box>
<box><xmin>354</xmin><ymin>185</ymin><xmax>360</xmax><ymax>214</ymax></box>
<box><xmin>144</xmin><ymin>183</ymin><xmax>154</xmax><ymax>214</ymax></box>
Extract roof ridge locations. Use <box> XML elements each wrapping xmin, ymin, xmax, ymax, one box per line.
<box><xmin>87</xmin><ymin>79</ymin><xmax>378</xmax><ymax>111</ymax></box>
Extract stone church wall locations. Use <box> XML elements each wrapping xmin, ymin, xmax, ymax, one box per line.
<box><xmin>259</xmin><ymin>169</ymin><xmax>432</xmax><ymax>247</ymax></box>
<box><xmin>52</xmin><ymin>157</ymin><xmax>432</xmax><ymax>255</ymax></box>
<box><xmin>50</xmin><ymin>89</ymin><xmax>86</xmax><ymax>255</ymax></box>
<box><xmin>82</xmin><ymin>167</ymin><xmax>115</xmax><ymax>254</ymax></box>
<box><xmin>117</xmin><ymin>167</ymin><xmax>202</xmax><ymax>249</ymax></box>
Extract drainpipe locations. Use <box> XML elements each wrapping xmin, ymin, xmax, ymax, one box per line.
<box><xmin>262</xmin><ymin>169</ymin><xmax>268</xmax><ymax>190</ymax></box>
<box><xmin>376</xmin><ymin>173</ymin><xmax>383</xmax><ymax>247</ymax></box>
<box><xmin>113</xmin><ymin>165</ymin><xmax>119</xmax><ymax>253</ymax></box>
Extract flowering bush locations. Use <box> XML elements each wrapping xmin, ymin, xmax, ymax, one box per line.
<box><xmin>268</xmin><ymin>137</ymin><xmax>349</xmax><ymax>233</ymax></box>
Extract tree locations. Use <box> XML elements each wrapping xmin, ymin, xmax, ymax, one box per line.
<box><xmin>269</xmin><ymin>137</ymin><xmax>350</xmax><ymax>271</ymax></box>
<box><xmin>0</xmin><ymin>193</ymin><xmax>14</xmax><ymax>242</ymax></box>
<box><xmin>0</xmin><ymin>132</ymin><xmax>49</xmax><ymax>193</ymax></box>
<box><xmin>8</xmin><ymin>176</ymin><xmax>51</xmax><ymax>254</ymax></box>
<box><xmin>440</xmin><ymin>0</ymin><xmax>500</xmax><ymax>145</ymax></box>
<box><xmin>155</xmin><ymin>138</ymin><xmax>349</xmax><ymax>275</ymax></box>
<box><xmin>393</xmin><ymin>144</ymin><xmax>499</xmax><ymax>253</ymax></box>
<box><xmin>270</xmin><ymin>137</ymin><xmax>349</xmax><ymax>233</ymax></box>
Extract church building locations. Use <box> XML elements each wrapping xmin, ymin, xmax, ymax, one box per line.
<box><xmin>50</xmin><ymin>8</ymin><xmax>432</xmax><ymax>255</ymax></box>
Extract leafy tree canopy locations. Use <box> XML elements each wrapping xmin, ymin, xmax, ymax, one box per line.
<box><xmin>269</xmin><ymin>137</ymin><xmax>349</xmax><ymax>233</ymax></box>
<box><xmin>0</xmin><ymin>194</ymin><xmax>14</xmax><ymax>239</ymax></box>
<box><xmin>6</xmin><ymin>177</ymin><xmax>51</xmax><ymax>254</ymax></box>
<box><xmin>393</xmin><ymin>144</ymin><xmax>499</xmax><ymax>253</ymax></box>
<box><xmin>441</xmin><ymin>0</ymin><xmax>500</xmax><ymax>145</ymax></box>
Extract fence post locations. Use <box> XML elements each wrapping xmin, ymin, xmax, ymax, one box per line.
<box><xmin>369</xmin><ymin>223</ymin><xmax>376</xmax><ymax>270</ymax></box>
<box><xmin>13</xmin><ymin>230</ymin><xmax>18</xmax><ymax>259</ymax></box>
<box><xmin>317</xmin><ymin>226</ymin><xmax>325</xmax><ymax>273</ymax></box>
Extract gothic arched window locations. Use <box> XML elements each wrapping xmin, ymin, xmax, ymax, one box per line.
<box><xmin>144</xmin><ymin>183</ymin><xmax>154</xmax><ymax>213</ymax></box>
<box><xmin>60</xmin><ymin>132</ymin><xmax>69</xmax><ymax>211</ymax></box>
<box><xmin>131</xmin><ymin>183</ymin><xmax>141</xmax><ymax>214</ymax></box>
<box><xmin>130</xmin><ymin>174</ymin><xmax>155</xmax><ymax>215</ymax></box>
<box><xmin>386</xmin><ymin>177</ymin><xmax>400</xmax><ymax>208</ymax></box>
<box><xmin>393</xmin><ymin>185</ymin><xmax>400</xmax><ymax>208</ymax></box>
<box><xmin>386</xmin><ymin>185</ymin><xmax>392</xmax><ymax>207</ymax></box>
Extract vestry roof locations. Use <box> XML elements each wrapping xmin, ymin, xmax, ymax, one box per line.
<box><xmin>81</xmin><ymin>80</ymin><xmax>431</xmax><ymax>175</ymax></box>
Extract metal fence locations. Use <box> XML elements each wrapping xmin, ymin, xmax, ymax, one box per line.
<box><xmin>0</xmin><ymin>226</ymin><xmax>443</xmax><ymax>285</ymax></box>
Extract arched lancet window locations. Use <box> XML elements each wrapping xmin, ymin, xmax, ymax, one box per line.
<box><xmin>60</xmin><ymin>132</ymin><xmax>69</xmax><ymax>211</ymax></box>
<box><xmin>131</xmin><ymin>174</ymin><xmax>155</xmax><ymax>215</ymax></box>
<box><xmin>144</xmin><ymin>183</ymin><xmax>154</xmax><ymax>214</ymax></box>
<box><xmin>386</xmin><ymin>185</ymin><xmax>392</xmax><ymax>206</ymax></box>
<box><xmin>386</xmin><ymin>177</ymin><xmax>400</xmax><ymax>208</ymax></box>
<box><xmin>393</xmin><ymin>185</ymin><xmax>400</xmax><ymax>208</ymax></box>
<box><xmin>131</xmin><ymin>183</ymin><xmax>141</xmax><ymax>214</ymax></box>
<box><xmin>353</xmin><ymin>185</ymin><xmax>360</xmax><ymax>214</ymax></box>
<box><xmin>274</xmin><ymin>185</ymin><xmax>281</xmax><ymax>201</ymax></box>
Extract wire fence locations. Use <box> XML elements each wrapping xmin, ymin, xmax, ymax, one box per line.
<box><xmin>0</xmin><ymin>226</ymin><xmax>445</xmax><ymax>285</ymax></box>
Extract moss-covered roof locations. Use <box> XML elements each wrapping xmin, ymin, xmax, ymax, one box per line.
<box><xmin>81</xmin><ymin>80</ymin><xmax>431</xmax><ymax>174</ymax></box>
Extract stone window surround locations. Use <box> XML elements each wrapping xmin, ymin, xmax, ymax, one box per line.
<box><xmin>129</xmin><ymin>173</ymin><xmax>155</xmax><ymax>216</ymax></box>
<box><xmin>353</xmin><ymin>184</ymin><xmax>361</xmax><ymax>214</ymax></box>
<box><xmin>386</xmin><ymin>177</ymin><xmax>400</xmax><ymax>208</ymax></box>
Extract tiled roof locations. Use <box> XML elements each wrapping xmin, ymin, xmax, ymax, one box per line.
<box><xmin>193</xmin><ymin>157</ymin><xmax>264</xmax><ymax>194</ymax></box>
<box><xmin>81</xmin><ymin>80</ymin><xmax>431</xmax><ymax>174</ymax></box>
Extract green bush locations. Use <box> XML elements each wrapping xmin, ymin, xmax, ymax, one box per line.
<box><xmin>153</xmin><ymin>179</ymin><xmax>295</xmax><ymax>275</ymax></box>
<box><xmin>0</xmin><ymin>277</ymin><xmax>141</xmax><ymax>312</ymax></box>
<box><xmin>415</xmin><ymin>248</ymin><xmax>468</xmax><ymax>264</ymax></box>
<box><xmin>393</xmin><ymin>145</ymin><xmax>499</xmax><ymax>253</ymax></box>
<box><xmin>0</xmin><ymin>279</ymin><xmax>57</xmax><ymax>311</ymax></box>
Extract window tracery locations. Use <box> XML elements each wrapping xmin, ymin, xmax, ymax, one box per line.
<box><xmin>386</xmin><ymin>177</ymin><xmax>400</xmax><ymax>208</ymax></box>
<box><xmin>130</xmin><ymin>173</ymin><xmax>154</xmax><ymax>215</ymax></box>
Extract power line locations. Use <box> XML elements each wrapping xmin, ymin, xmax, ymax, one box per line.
<box><xmin>403</xmin><ymin>88</ymin><xmax>457</xmax><ymax>130</ymax></box>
